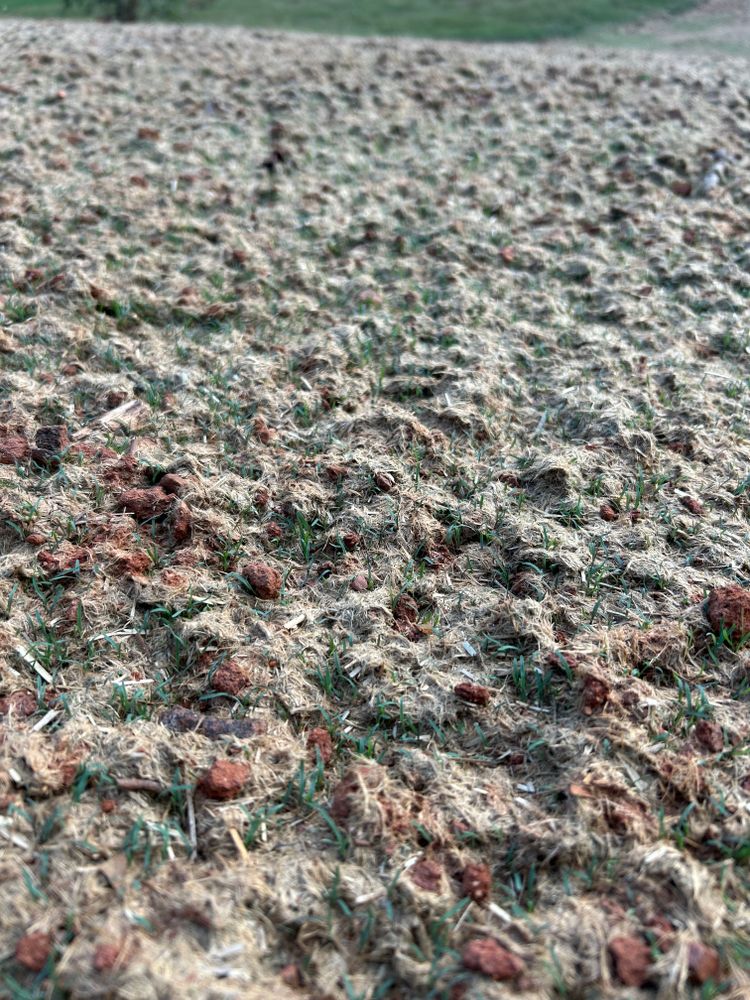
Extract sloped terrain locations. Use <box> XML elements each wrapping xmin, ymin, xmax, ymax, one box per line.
<box><xmin>0</xmin><ymin>18</ymin><xmax>749</xmax><ymax>1000</ymax></box>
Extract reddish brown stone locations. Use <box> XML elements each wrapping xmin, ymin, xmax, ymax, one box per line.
<box><xmin>0</xmin><ymin>691</ymin><xmax>37</xmax><ymax>717</ymax></box>
<box><xmin>326</xmin><ymin>463</ymin><xmax>348</xmax><ymax>482</ymax></box>
<box><xmin>110</xmin><ymin>549</ymin><xmax>152</xmax><ymax>579</ymax></box>
<box><xmin>707</xmin><ymin>586</ymin><xmax>750</xmax><ymax>641</ymax></box>
<box><xmin>137</xmin><ymin>126</ymin><xmax>160</xmax><ymax>141</ymax></box>
<box><xmin>307</xmin><ymin>727</ymin><xmax>334</xmax><ymax>765</ymax></box>
<box><xmin>197</xmin><ymin>760</ymin><xmax>250</xmax><ymax>800</ymax></box>
<box><xmin>582</xmin><ymin>674</ymin><xmax>610</xmax><ymax>715</ymax></box>
<box><xmin>695</xmin><ymin>720</ymin><xmax>723</xmax><ymax>754</ymax></box>
<box><xmin>279</xmin><ymin>963</ymin><xmax>303</xmax><ymax>987</ymax></box>
<box><xmin>679</xmin><ymin>495</ymin><xmax>704</xmax><ymax>517</ymax></box>
<box><xmin>454</xmin><ymin>682</ymin><xmax>491</xmax><ymax>707</ymax></box>
<box><xmin>38</xmin><ymin>544</ymin><xmax>91</xmax><ymax>575</ymax></box>
<box><xmin>254</xmin><ymin>416</ymin><xmax>276</xmax><ymax>444</ymax></box>
<box><xmin>160</xmin><ymin>569</ymin><xmax>187</xmax><ymax>588</ymax></box>
<box><xmin>671</xmin><ymin>179</ymin><xmax>692</xmax><ymax>197</ymax></box>
<box><xmin>609</xmin><ymin>936</ymin><xmax>651</xmax><ymax>987</ymax></box>
<box><xmin>0</xmin><ymin>434</ymin><xmax>29</xmax><ymax>464</ymax></box>
<box><xmin>106</xmin><ymin>390</ymin><xmax>128</xmax><ymax>409</ymax></box>
<box><xmin>687</xmin><ymin>941</ymin><xmax>720</xmax><ymax>984</ymax></box>
<box><xmin>212</xmin><ymin>661</ymin><xmax>249</xmax><ymax>697</ymax></box>
<box><xmin>93</xmin><ymin>941</ymin><xmax>125</xmax><ymax>972</ymax></box>
<box><xmin>410</xmin><ymin>859</ymin><xmax>443</xmax><ymax>893</ymax></box>
<box><xmin>25</xmin><ymin>532</ymin><xmax>46</xmax><ymax>546</ymax></box>
<box><xmin>394</xmin><ymin>594</ymin><xmax>418</xmax><ymax>623</ymax></box>
<box><xmin>374</xmin><ymin>471</ymin><xmax>395</xmax><ymax>491</ymax></box>
<box><xmin>118</xmin><ymin>487</ymin><xmax>173</xmax><ymax>521</ymax></box>
<box><xmin>254</xmin><ymin>486</ymin><xmax>271</xmax><ymax>508</ymax></box>
<box><xmin>342</xmin><ymin>531</ymin><xmax>361</xmax><ymax>550</ymax></box>
<box><xmin>599</xmin><ymin>502</ymin><xmax>618</xmax><ymax>522</ymax></box>
<box><xmin>15</xmin><ymin>931</ymin><xmax>52</xmax><ymax>972</ymax></box>
<box><xmin>462</xmin><ymin>862</ymin><xmax>492</xmax><ymax>903</ymax></box>
<box><xmin>169</xmin><ymin>500</ymin><xmax>193</xmax><ymax>543</ymax></box>
<box><xmin>159</xmin><ymin>473</ymin><xmax>189</xmax><ymax>496</ymax></box>
<box><xmin>100</xmin><ymin>798</ymin><xmax>117</xmax><ymax>814</ymax></box>
<box><xmin>266</xmin><ymin>521</ymin><xmax>283</xmax><ymax>540</ymax></box>
<box><xmin>498</xmin><ymin>470</ymin><xmax>521</xmax><ymax>487</ymax></box>
<box><xmin>462</xmin><ymin>938</ymin><xmax>524</xmax><ymax>981</ymax></box>
<box><xmin>351</xmin><ymin>574</ymin><xmax>368</xmax><ymax>593</ymax></box>
<box><xmin>242</xmin><ymin>561</ymin><xmax>282</xmax><ymax>599</ymax></box>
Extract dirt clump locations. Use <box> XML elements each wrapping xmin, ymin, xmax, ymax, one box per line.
<box><xmin>197</xmin><ymin>759</ymin><xmax>251</xmax><ymax>800</ymax></box>
<box><xmin>462</xmin><ymin>938</ymin><xmax>524</xmax><ymax>980</ymax></box>
<box><xmin>242</xmin><ymin>561</ymin><xmax>282</xmax><ymax>599</ymax></box>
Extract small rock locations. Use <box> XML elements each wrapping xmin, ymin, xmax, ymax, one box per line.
<box><xmin>454</xmin><ymin>682</ymin><xmax>491</xmax><ymax>706</ymax></box>
<box><xmin>0</xmin><ymin>690</ymin><xmax>37</xmax><ymax>717</ymax></box>
<box><xmin>211</xmin><ymin>661</ymin><xmax>249</xmax><ymax>697</ymax></box>
<box><xmin>266</xmin><ymin>521</ymin><xmax>283</xmax><ymax>540</ymax></box>
<box><xmin>15</xmin><ymin>931</ymin><xmax>52</xmax><ymax>972</ymax></box>
<box><xmin>582</xmin><ymin>674</ymin><xmax>610</xmax><ymax>715</ymax></box>
<box><xmin>707</xmin><ymin>586</ymin><xmax>750</xmax><ymax>642</ymax></box>
<box><xmin>242</xmin><ymin>561</ymin><xmax>282</xmax><ymax>599</ymax></box>
<box><xmin>687</xmin><ymin>941</ymin><xmax>720</xmax><ymax>984</ymax></box>
<box><xmin>0</xmin><ymin>434</ymin><xmax>29</xmax><ymax>464</ymax></box>
<box><xmin>462</xmin><ymin>938</ymin><xmax>524</xmax><ymax>981</ymax></box>
<box><xmin>161</xmin><ymin>707</ymin><xmax>264</xmax><ymax>741</ymax></box>
<box><xmin>197</xmin><ymin>759</ymin><xmax>251</xmax><ymax>800</ymax></box>
<box><xmin>374</xmin><ymin>471</ymin><xmax>395</xmax><ymax>491</ymax></box>
<box><xmin>32</xmin><ymin>425</ymin><xmax>69</xmax><ymax>467</ymax></box>
<box><xmin>679</xmin><ymin>495</ymin><xmax>704</xmax><ymax>517</ymax></box>
<box><xmin>609</xmin><ymin>935</ymin><xmax>651</xmax><ymax>987</ymax></box>
<box><xmin>410</xmin><ymin>858</ymin><xmax>443</xmax><ymax>893</ymax></box>
<box><xmin>342</xmin><ymin>531</ymin><xmax>361</xmax><ymax>550</ymax></box>
<box><xmin>326</xmin><ymin>463</ymin><xmax>348</xmax><ymax>482</ymax></box>
<box><xmin>169</xmin><ymin>499</ymin><xmax>193</xmax><ymax>543</ymax></box>
<box><xmin>25</xmin><ymin>532</ymin><xmax>46</xmax><ymax>546</ymax></box>
<box><xmin>307</xmin><ymin>727</ymin><xmax>334</xmax><ymax>765</ymax></box>
<box><xmin>671</xmin><ymin>179</ymin><xmax>692</xmax><ymax>197</ymax></box>
<box><xmin>159</xmin><ymin>473</ymin><xmax>189</xmax><ymax>495</ymax></box>
<box><xmin>695</xmin><ymin>720</ymin><xmax>723</xmax><ymax>753</ymax></box>
<box><xmin>93</xmin><ymin>941</ymin><xmax>125</xmax><ymax>972</ymax></box>
<box><xmin>279</xmin><ymin>963</ymin><xmax>303</xmax><ymax>987</ymax></box>
<box><xmin>394</xmin><ymin>594</ymin><xmax>419</xmax><ymax>623</ymax></box>
<box><xmin>118</xmin><ymin>487</ymin><xmax>173</xmax><ymax>520</ymax></box>
<box><xmin>351</xmin><ymin>574</ymin><xmax>368</xmax><ymax>592</ymax></box>
<box><xmin>462</xmin><ymin>862</ymin><xmax>491</xmax><ymax>903</ymax></box>
<box><xmin>599</xmin><ymin>502</ymin><xmax>618</xmax><ymax>522</ymax></box>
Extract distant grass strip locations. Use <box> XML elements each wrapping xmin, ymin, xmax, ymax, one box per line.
<box><xmin>1</xmin><ymin>0</ymin><xmax>699</xmax><ymax>42</ymax></box>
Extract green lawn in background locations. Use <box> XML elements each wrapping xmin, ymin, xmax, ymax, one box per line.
<box><xmin>0</xmin><ymin>0</ymin><xmax>698</xmax><ymax>42</ymax></box>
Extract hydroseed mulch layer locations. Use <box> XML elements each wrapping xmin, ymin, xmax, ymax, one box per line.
<box><xmin>0</xmin><ymin>17</ymin><xmax>749</xmax><ymax>1000</ymax></box>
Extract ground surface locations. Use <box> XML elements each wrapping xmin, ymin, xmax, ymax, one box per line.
<box><xmin>1</xmin><ymin>16</ymin><xmax>750</xmax><ymax>1000</ymax></box>
<box><xmin>0</xmin><ymin>0</ymin><xmax>698</xmax><ymax>41</ymax></box>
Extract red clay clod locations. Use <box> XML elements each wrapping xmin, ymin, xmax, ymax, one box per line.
<box><xmin>241</xmin><ymin>561</ymin><xmax>282</xmax><ymax>599</ymax></box>
<box><xmin>454</xmin><ymin>682</ymin><xmax>491</xmax><ymax>707</ymax></box>
<box><xmin>462</xmin><ymin>862</ymin><xmax>492</xmax><ymax>903</ymax></box>
<box><xmin>707</xmin><ymin>586</ymin><xmax>750</xmax><ymax>642</ymax></box>
<box><xmin>307</xmin><ymin>727</ymin><xmax>334</xmax><ymax>765</ymax></box>
<box><xmin>462</xmin><ymin>938</ymin><xmax>524</xmax><ymax>981</ymax></box>
<box><xmin>197</xmin><ymin>760</ymin><xmax>251</xmax><ymax>800</ymax></box>
<box><xmin>609</xmin><ymin>936</ymin><xmax>652</xmax><ymax>987</ymax></box>
<box><xmin>687</xmin><ymin>942</ymin><xmax>720</xmax><ymax>984</ymax></box>
<box><xmin>15</xmin><ymin>931</ymin><xmax>52</xmax><ymax>972</ymax></box>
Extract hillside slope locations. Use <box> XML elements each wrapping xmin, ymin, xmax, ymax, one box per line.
<box><xmin>0</xmin><ymin>20</ymin><xmax>749</xmax><ymax>999</ymax></box>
